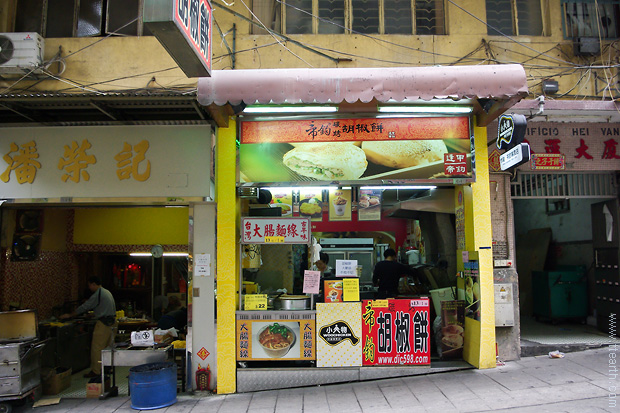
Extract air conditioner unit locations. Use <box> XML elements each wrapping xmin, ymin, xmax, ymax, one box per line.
<box><xmin>0</xmin><ymin>32</ymin><xmax>45</xmax><ymax>75</ymax></box>
<box><xmin>573</xmin><ymin>37</ymin><xmax>600</xmax><ymax>57</ymax></box>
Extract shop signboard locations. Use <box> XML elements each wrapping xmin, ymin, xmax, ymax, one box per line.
<box><xmin>144</xmin><ymin>0</ymin><xmax>212</xmax><ymax>77</ymax></box>
<box><xmin>0</xmin><ymin>125</ymin><xmax>212</xmax><ymax>200</ymax></box>
<box><xmin>316</xmin><ymin>303</ymin><xmax>362</xmax><ymax>367</ymax></box>
<box><xmin>361</xmin><ymin>299</ymin><xmax>430</xmax><ymax>366</ymax></box>
<box><xmin>236</xmin><ymin>313</ymin><xmax>316</xmax><ymax>361</ymax></box>
<box><xmin>239</xmin><ymin>117</ymin><xmax>473</xmax><ymax>184</ymax></box>
<box><xmin>500</xmin><ymin>143</ymin><xmax>530</xmax><ymax>171</ymax></box>
<box><xmin>241</xmin><ymin>217</ymin><xmax>311</xmax><ymax>244</ymax></box>
<box><xmin>530</xmin><ymin>153</ymin><xmax>565</xmax><ymax>170</ymax></box>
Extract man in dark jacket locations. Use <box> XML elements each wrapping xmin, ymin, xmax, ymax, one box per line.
<box><xmin>372</xmin><ymin>248</ymin><xmax>413</xmax><ymax>299</ymax></box>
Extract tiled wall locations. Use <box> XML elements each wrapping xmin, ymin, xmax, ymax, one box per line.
<box><xmin>1</xmin><ymin>209</ymin><xmax>187</xmax><ymax>319</ymax></box>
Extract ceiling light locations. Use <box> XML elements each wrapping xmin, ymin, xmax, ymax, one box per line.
<box><xmin>360</xmin><ymin>186</ymin><xmax>437</xmax><ymax>190</ymax></box>
<box><xmin>378</xmin><ymin>106</ymin><xmax>472</xmax><ymax>114</ymax></box>
<box><xmin>129</xmin><ymin>252</ymin><xmax>189</xmax><ymax>257</ymax></box>
<box><xmin>243</xmin><ymin>106</ymin><xmax>338</xmax><ymax>114</ymax></box>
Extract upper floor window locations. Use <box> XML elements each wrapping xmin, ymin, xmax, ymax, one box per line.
<box><xmin>486</xmin><ymin>0</ymin><xmax>546</xmax><ymax>36</ymax></box>
<box><xmin>563</xmin><ymin>0</ymin><xmax>619</xmax><ymax>39</ymax></box>
<box><xmin>14</xmin><ymin>0</ymin><xmax>151</xmax><ymax>37</ymax></box>
<box><xmin>251</xmin><ymin>0</ymin><xmax>446</xmax><ymax>35</ymax></box>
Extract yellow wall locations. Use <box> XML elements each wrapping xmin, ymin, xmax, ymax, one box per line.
<box><xmin>40</xmin><ymin>210</ymin><xmax>70</xmax><ymax>251</ymax></box>
<box><xmin>73</xmin><ymin>207</ymin><xmax>188</xmax><ymax>245</ymax></box>
<box><xmin>215</xmin><ymin>118</ymin><xmax>240</xmax><ymax>394</ymax></box>
<box><xmin>459</xmin><ymin>122</ymin><xmax>496</xmax><ymax>369</ymax></box>
<box><xmin>0</xmin><ymin>1</ymin><xmax>613</xmax><ymax>100</ymax></box>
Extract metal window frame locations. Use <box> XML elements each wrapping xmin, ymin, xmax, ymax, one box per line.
<box><xmin>510</xmin><ymin>171</ymin><xmax>618</xmax><ymax>199</ymax></box>
<box><xmin>105</xmin><ymin>0</ymin><xmax>145</xmax><ymax>36</ymax></box>
<box><xmin>279</xmin><ymin>0</ymin><xmax>443</xmax><ymax>35</ymax></box>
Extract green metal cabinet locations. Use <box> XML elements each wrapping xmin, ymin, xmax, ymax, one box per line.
<box><xmin>532</xmin><ymin>267</ymin><xmax>587</xmax><ymax>321</ymax></box>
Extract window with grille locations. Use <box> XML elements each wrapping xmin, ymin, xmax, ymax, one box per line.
<box><xmin>14</xmin><ymin>0</ymin><xmax>151</xmax><ymax>37</ymax></box>
<box><xmin>252</xmin><ymin>0</ymin><xmax>445</xmax><ymax>35</ymax></box>
<box><xmin>486</xmin><ymin>0</ymin><xmax>546</xmax><ymax>36</ymax></box>
<box><xmin>562</xmin><ymin>0</ymin><xmax>619</xmax><ymax>39</ymax></box>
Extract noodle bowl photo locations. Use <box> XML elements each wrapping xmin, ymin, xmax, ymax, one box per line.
<box><xmin>257</xmin><ymin>323</ymin><xmax>296</xmax><ymax>358</ymax></box>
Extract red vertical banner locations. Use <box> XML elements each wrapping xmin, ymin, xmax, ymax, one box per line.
<box><xmin>361</xmin><ymin>299</ymin><xmax>430</xmax><ymax>366</ymax></box>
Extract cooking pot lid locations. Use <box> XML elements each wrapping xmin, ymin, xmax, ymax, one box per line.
<box><xmin>278</xmin><ymin>295</ymin><xmax>309</xmax><ymax>300</ymax></box>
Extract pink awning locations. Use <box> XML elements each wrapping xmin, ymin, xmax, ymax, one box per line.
<box><xmin>198</xmin><ymin>65</ymin><xmax>528</xmax><ymax>126</ymax></box>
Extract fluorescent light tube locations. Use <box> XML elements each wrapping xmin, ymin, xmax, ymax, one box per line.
<box><xmin>244</xmin><ymin>106</ymin><xmax>338</xmax><ymax>114</ymax></box>
<box><xmin>360</xmin><ymin>186</ymin><xmax>437</xmax><ymax>190</ymax></box>
<box><xmin>378</xmin><ymin>106</ymin><xmax>472</xmax><ymax>114</ymax></box>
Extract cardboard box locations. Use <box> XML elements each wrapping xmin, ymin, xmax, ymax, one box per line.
<box><xmin>42</xmin><ymin>367</ymin><xmax>72</xmax><ymax>395</ymax></box>
<box><xmin>86</xmin><ymin>376</ymin><xmax>110</xmax><ymax>398</ymax></box>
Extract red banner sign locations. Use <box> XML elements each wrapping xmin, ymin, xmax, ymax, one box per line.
<box><xmin>241</xmin><ymin>117</ymin><xmax>470</xmax><ymax>144</ymax></box>
<box><xmin>444</xmin><ymin>153</ymin><xmax>468</xmax><ymax>175</ymax></box>
<box><xmin>241</xmin><ymin>217</ymin><xmax>311</xmax><ymax>244</ymax></box>
<box><xmin>361</xmin><ymin>299</ymin><xmax>430</xmax><ymax>366</ymax></box>
<box><xmin>530</xmin><ymin>153</ymin><xmax>565</xmax><ymax>170</ymax></box>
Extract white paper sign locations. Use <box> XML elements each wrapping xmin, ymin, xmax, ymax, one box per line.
<box><xmin>336</xmin><ymin>260</ymin><xmax>358</xmax><ymax>277</ymax></box>
<box><xmin>195</xmin><ymin>253</ymin><xmax>211</xmax><ymax>276</ymax></box>
<box><xmin>131</xmin><ymin>330</ymin><xmax>155</xmax><ymax>347</ymax></box>
<box><xmin>303</xmin><ymin>270</ymin><xmax>321</xmax><ymax>294</ymax></box>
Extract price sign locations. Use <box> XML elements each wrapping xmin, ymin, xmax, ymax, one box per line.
<box><xmin>265</xmin><ymin>236</ymin><xmax>285</xmax><ymax>243</ymax></box>
<box><xmin>371</xmin><ymin>300</ymin><xmax>389</xmax><ymax>308</ymax></box>
<box><xmin>343</xmin><ymin>278</ymin><xmax>359</xmax><ymax>302</ymax></box>
<box><xmin>244</xmin><ymin>294</ymin><xmax>268</xmax><ymax>310</ymax></box>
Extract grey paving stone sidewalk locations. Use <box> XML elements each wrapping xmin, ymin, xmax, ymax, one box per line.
<box><xmin>9</xmin><ymin>346</ymin><xmax>618</xmax><ymax>412</ymax></box>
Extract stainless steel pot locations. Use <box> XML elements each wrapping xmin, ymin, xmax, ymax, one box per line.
<box><xmin>275</xmin><ymin>295</ymin><xmax>311</xmax><ymax>310</ymax></box>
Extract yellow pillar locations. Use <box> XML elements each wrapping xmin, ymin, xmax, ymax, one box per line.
<box><xmin>459</xmin><ymin>122</ymin><xmax>496</xmax><ymax>369</ymax></box>
<box><xmin>216</xmin><ymin>117</ymin><xmax>239</xmax><ymax>393</ymax></box>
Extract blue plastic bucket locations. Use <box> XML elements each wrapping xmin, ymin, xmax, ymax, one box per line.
<box><xmin>129</xmin><ymin>362</ymin><xmax>177</xmax><ymax>410</ymax></box>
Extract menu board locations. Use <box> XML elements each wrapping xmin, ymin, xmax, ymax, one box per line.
<box><xmin>324</xmin><ymin>280</ymin><xmax>343</xmax><ymax>302</ymax></box>
<box><xmin>236</xmin><ymin>318</ymin><xmax>315</xmax><ymax>361</ymax></box>
<box><xmin>299</xmin><ymin>188</ymin><xmax>324</xmax><ymax>222</ymax></box>
<box><xmin>328</xmin><ymin>188</ymin><xmax>352</xmax><ymax>221</ymax></box>
<box><xmin>316</xmin><ymin>303</ymin><xmax>362</xmax><ymax>367</ymax></box>
<box><xmin>358</xmin><ymin>188</ymin><xmax>382</xmax><ymax>221</ymax></box>
<box><xmin>269</xmin><ymin>188</ymin><xmax>294</xmax><ymax>216</ymax></box>
<box><xmin>361</xmin><ymin>299</ymin><xmax>430</xmax><ymax>366</ymax></box>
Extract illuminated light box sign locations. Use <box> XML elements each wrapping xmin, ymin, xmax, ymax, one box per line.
<box><xmin>239</xmin><ymin>117</ymin><xmax>474</xmax><ymax>184</ymax></box>
<box><xmin>144</xmin><ymin>0</ymin><xmax>212</xmax><ymax>77</ymax></box>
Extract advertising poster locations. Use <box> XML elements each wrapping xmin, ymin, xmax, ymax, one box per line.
<box><xmin>239</xmin><ymin>117</ymin><xmax>472</xmax><ymax>184</ymax></box>
<box><xmin>316</xmin><ymin>303</ymin><xmax>362</xmax><ymax>367</ymax></box>
<box><xmin>299</xmin><ymin>188</ymin><xmax>324</xmax><ymax>222</ymax></box>
<box><xmin>236</xmin><ymin>319</ymin><xmax>315</xmax><ymax>361</ymax></box>
<box><xmin>328</xmin><ymin>188</ymin><xmax>352</xmax><ymax>221</ymax></box>
<box><xmin>464</xmin><ymin>261</ymin><xmax>480</xmax><ymax>321</ymax></box>
<box><xmin>358</xmin><ymin>188</ymin><xmax>382</xmax><ymax>221</ymax></box>
<box><xmin>439</xmin><ymin>300</ymin><xmax>465</xmax><ymax>360</ymax></box>
<box><xmin>361</xmin><ymin>299</ymin><xmax>430</xmax><ymax>366</ymax></box>
<box><xmin>269</xmin><ymin>188</ymin><xmax>293</xmax><ymax>216</ymax></box>
<box><xmin>324</xmin><ymin>280</ymin><xmax>343</xmax><ymax>302</ymax></box>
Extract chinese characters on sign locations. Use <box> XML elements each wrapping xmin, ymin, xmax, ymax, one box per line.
<box><xmin>1</xmin><ymin>141</ymin><xmax>41</xmax><ymax>184</ymax></box>
<box><xmin>444</xmin><ymin>153</ymin><xmax>468</xmax><ymax>176</ymax></box>
<box><xmin>2</xmin><ymin>139</ymin><xmax>152</xmax><ymax>185</ymax></box>
<box><xmin>530</xmin><ymin>153</ymin><xmax>565</xmax><ymax>170</ymax></box>
<box><xmin>236</xmin><ymin>319</ymin><xmax>316</xmax><ymax>361</ymax></box>
<box><xmin>362</xmin><ymin>299</ymin><xmax>430</xmax><ymax>366</ymax></box>
<box><xmin>241</xmin><ymin>217</ymin><xmax>311</xmax><ymax>244</ymax></box>
<box><xmin>175</xmin><ymin>0</ymin><xmax>212</xmax><ymax>75</ymax></box>
<box><xmin>241</xmin><ymin>117</ymin><xmax>470</xmax><ymax>144</ymax></box>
